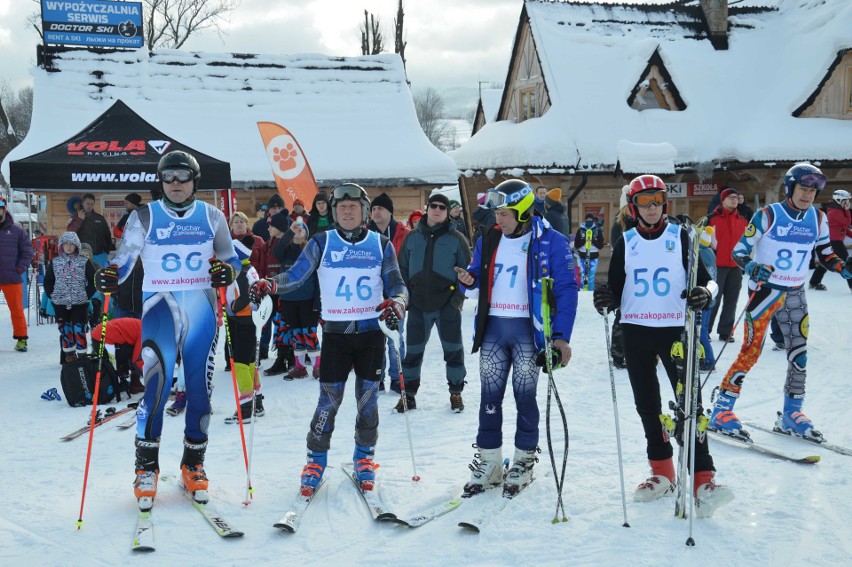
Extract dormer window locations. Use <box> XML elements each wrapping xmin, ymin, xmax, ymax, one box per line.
<box><xmin>627</xmin><ymin>48</ymin><xmax>686</xmax><ymax>112</ymax></box>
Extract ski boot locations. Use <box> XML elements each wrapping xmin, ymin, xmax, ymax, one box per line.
<box><xmin>166</xmin><ymin>390</ymin><xmax>186</xmax><ymax>416</ymax></box>
<box><xmin>263</xmin><ymin>347</ymin><xmax>289</xmax><ymax>376</ymax></box>
<box><xmin>463</xmin><ymin>446</ymin><xmax>503</xmax><ymax>497</ymax></box>
<box><xmin>253</xmin><ymin>393</ymin><xmax>265</xmax><ymax>417</ymax></box>
<box><xmin>224</xmin><ymin>400</ymin><xmax>253</xmax><ymax>424</ymax></box>
<box><xmin>775</xmin><ymin>396</ymin><xmax>824</xmax><ymax>442</ymax></box>
<box><xmin>693</xmin><ymin>470</ymin><xmax>734</xmax><ymax>518</ymax></box>
<box><xmin>180</xmin><ymin>438</ymin><xmax>209</xmax><ymax>504</ymax></box>
<box><xmin>14</xmin><ymin>339</ymin><xmax>27</xmax><ymax>352</ymax></box>
<box><xmin>450</xmin><ymin>393</ymin><xmax>464</xmax><ymax>413</ymax></box>
<box><xmin>353</xmin><ymin>445</ymin><xmax>378</xmax><ymax>491</ymax></box>
<box><xmin>503</xmin><ymin>447</ymin><xmax>539</xmax><ymax>497</ymax></box>
<box><xmin>634</xmin><ymin>458</ymin><xmax>675</xmax><ymax>502</ymax></box>
<box><xmin>134</xmin><ymin>437</ymin><xmax>160</xmax><ymax>510</ymax></box>
<box><xmin>708</xmin><ymin>389</ymin><xmax>749</xmax><ymax>440</ymax></box>
<box><xmin>300</xmin><ymin>450</ymin><xmax>327</xmax><ymax>497</ymax></box>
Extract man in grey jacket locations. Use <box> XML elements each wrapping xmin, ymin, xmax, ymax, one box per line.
<box><xmin>397</xmin><ymin>193</ymin><xmax>471</xmax><ymax>412</ymax></box>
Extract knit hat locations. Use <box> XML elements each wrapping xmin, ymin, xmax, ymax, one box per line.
<box><xmin>546</xmin><ymin>188</ymin><xmax>562</xmax><ymax>206</ymax></box>
<box><xmin>449</xmin><ymin>200</ymin><xmax>461</xmax><ymax>210</ymax></box>
<box><xmin>408</xmin><ymin>209</ymin><xmax>423</xmax><ymax>227</ymax></box>
<box><xmin>721</xmin><ymin>187</ymin><xmax>739</xmax><ymax>201</ymax></box>
<box><xmin>269</xmin><ymin>210</ymin><xmax>290</xmax><ymax>233</ymax></box>
<box><xmin>371</xmin><ymin>192</ymin><xmax>394</xmax><ymax>214</ymax></box>
<box><xmin>477</xmin><ymin>192</ymin><xmax>486</xmax><ymax>205</ymax></box>
<box><xmin>428</xmin><ymin>193</ymin><xmax>450</xmax><ymax>208</ymax></box>
<box><xmin>293</xmin><ymin>198</ymin><xmax>305</xmax><ymax>209</ymax></box>
<box><xmin>123</xmin><ymin>193</ymin><xmax>141</xmax><ymax>207</ymax></box>
<box><xmin>267</xmin><ymin>193</ymin><xmax>285</xmax><ymax>209</ymax></box>
<box><xmin>700</xmin><ymin>226</ymin><xmax>714</xmax><ymax>247</ymax></box>
<box><xmin>313</xmin><ymin>192</ymin><xmax>329</xmax><ymax>206</ymax></box>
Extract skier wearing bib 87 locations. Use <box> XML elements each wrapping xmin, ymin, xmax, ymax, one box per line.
<box><xmin>708</xmin><ymin>164</ymin><xmax>852</xmax><ymax>441</ymax></box>
<box><xmin>94</xmin><ymin>151</ymin><xmax>240</xmax><ymax>510</ymax></box>
<box><xmin>454</xmin><ymin>178</ymin><xmax>578</xmax><ymax>497</ymax></box>
<box><xmin>249</xmin><ymin>183</ymin><xmax>408</xmax><ymax>496</ymax></box>
<box><xmin>593</xmin><ymin>175</ymin><xmax>733</xmax><ymax>517</ymax></box>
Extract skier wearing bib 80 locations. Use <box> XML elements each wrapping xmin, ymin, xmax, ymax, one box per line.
<box><xmin>249</xmin><ymin>183</ymin><xmax>408</xmax><ymax>496</ymax></box>
<box><xmin>708</xmin><ymin>164</ymin><xmax>852</xmax><ymax>441</ymax></box>
<box><xmin>94</xmin><ymin>151</ymin><xmax>240</xmax><ymax>510</ymax></box>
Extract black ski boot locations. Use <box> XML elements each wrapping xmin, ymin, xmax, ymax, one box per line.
<box><xmin>263</xmin><ymin>348</ymin><xmax>289</xmax><ymax>376</ymax></box>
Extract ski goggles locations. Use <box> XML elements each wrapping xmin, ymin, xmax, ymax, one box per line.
<box><xmin>632</xmin><ymin>190</ymin><xmax>667</xmax><ymax>208</ymax></box>
<box><xmin>332</xmin><ymin>184</ymin><xmax>364</xmax><ymax>202</ymax></box>
<box><xmin>159</xmin><ymin>168</ymin><xmax>194</xmax><ymax>184</ymax></box>
<box><xmin>797</xmin><ymin>173</ymin><xmax>827</xmax><ymax>191</ymax></box>
<box><xmin>483</xmin><ymin>185</ymin><xmax>532</xmax><ymax>209</ymax></box>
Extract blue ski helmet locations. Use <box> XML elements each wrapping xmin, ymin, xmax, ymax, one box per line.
<box><xmin>783</xmin><ymin>163</ymin><xmax>826</xmax><ymax>198</ymax></box>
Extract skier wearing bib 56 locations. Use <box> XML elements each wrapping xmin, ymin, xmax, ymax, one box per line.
<box><xmin>593</xmin><ymin>175</ymin><xmax>733</xmax><ymax>517</ymax></box>
<box><xmin>708</xmin><ymin>164</ymin><xmax>852</xmax><ymax>441</ymax></box>
<box><xmin>249</xmin><ymin>183</ymin><xmax>408</xmax><ymax>496</ymax></box>
<box><xmin>94</xmin><ymin>151</ymin><xmax>240</xmax><ymax>510</ymax></box>
<box><xmin>455</xmin><ymin>179</ymin><xmax>578</xmax><ymax>497</ymax></box>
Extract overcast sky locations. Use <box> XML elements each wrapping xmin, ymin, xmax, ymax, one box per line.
<box><xmin>0</xmin><ymin>0</ymin><xmax>532</xmax><ymax>94</ymax></box>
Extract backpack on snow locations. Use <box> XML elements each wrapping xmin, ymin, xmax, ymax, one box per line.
<box><xmin>59</xmin><ymin>354</ymin><xmax>121</xmax><ymax>408</ymax></box>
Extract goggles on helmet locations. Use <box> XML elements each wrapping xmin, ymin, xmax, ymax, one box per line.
<box><xmin>632</xmin><ymin>190</ymin><xmax>667</xmax><ymax>208</ymax></box>
<box><xmin>160</xmin><ymin>168</ymin><xmax>194</xmax><ymax>184</ymax></box>
<box><xmin>332</xmin><ymin>184</ymin><xmax>364</xmax><ymax>202</ymax></box>
<box><xmin>797</xmin><ymin>173</ymin><xmax>827</xmax><ymax>191</ymax></box>
<box><xmin>484</xmin><ymin>186</ymin><xmax>532</xmax><ymax>209</ymax></box>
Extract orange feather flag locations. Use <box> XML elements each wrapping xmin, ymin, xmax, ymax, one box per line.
<box><xmin>257</xmin><ymin>122</ymin><xmax>319</xmax><ymax>209</ymax></box>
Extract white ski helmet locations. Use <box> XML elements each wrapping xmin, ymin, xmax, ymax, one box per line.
<box><xmin>833</xmin><ymin>189</ymin><xmax>851</xmax><ymax>204</ymax></box>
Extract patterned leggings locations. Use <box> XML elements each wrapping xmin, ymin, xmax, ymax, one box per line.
<box><xmin>719</xmin><ymin>284</ymin><xmax>808</xmax><ymax>399</ymax></box>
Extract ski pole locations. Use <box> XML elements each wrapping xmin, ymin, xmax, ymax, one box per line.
<box><xmin>540</xmin><ymin>277</ymin><xmax>569</xmax><ymax>523</ymax></box>
<box><xmin>379</xmin><ymin>319</ymin><xmax>420</xmax><ymax>482</ymax></box>
<box><xmin>217</xmin><ymin>288</ymin><xmax>252</xmax><ymax>498</ymax></box>
<box><xmin>700</xmin><ymin>283</ymin><xmax>762</xmax><ymax>391</ymax></box>
<box><xmin>245</xmin><ymin>295</ymin><xmax>273</xmax><ymax>505</ymax></box>
<box><xmin>602</xmin><ymin>312</ymin><xmax>630</xmax><ymax>528</ymax></box>
<box><xmin>76</xmin><ymin>292</ymin><xmax>111</xmax><ymax>530</ymax></box>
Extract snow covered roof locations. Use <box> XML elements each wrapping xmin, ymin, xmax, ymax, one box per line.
<box><xmin>1</xmin><ymin>48</ymin><xmax>458</xmax><ymax>188</ymax></box>
<box><xmin>450</xmin><ymin>0</ymin><xmax>852</xmax><ymax>174</ymax></box>
<box><xmin>480</xmin><ymin>88</ymin><xmax>503</xmax><ymax>124</ymax></box>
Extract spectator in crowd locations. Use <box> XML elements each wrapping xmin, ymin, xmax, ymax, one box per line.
<box><xmin>253</xmin><ymin>194</ymin><xmax>285</xmax><ymax>242</ymax></box>
<box><xmin>543</xmin><ymin>188</ymin><xmax>569</xmax><ymax>236</ymax></box>
<box><xmin>407</xmin><ymin>209</ymin><xmax>423</xmax><ymax>231</ymax></box>
<box><xmin>448</xmin><ymin>199</ymin><xmax>469</xmax><ymax>240</ymax></box>
<box><xmin>113</xmin><ymin>193</ymin><xmax>143</xmax><ymax>239</ymax></box>
<box><xmin>737</xmin><ymin>193</ymin><xmax>754</xmax><ymax>221</ymax></box>
<box><xmin>92</xmin><ymin>317</ymin><xmax>146</xmax><ymax>394</ymax></box>
<box><xmin>707</xmin><ymin>186</ymin><xmax>749</xmax><ymax>342</ymax></box>
<box><xmin>263</xmin><ymin>210</ymin><xmax>295</xmax><ymax>374</ymax></box>
<box><xmin>67</xmin><ymin>193</ymin><xmax>112</xmax><ymax>267</ymax></box>
<box><xmin>367</xmin><ymin>192</ymin><xmax>409</xmax><ymax>389</ymax></box>
<box><xmin>534</xmin><ymin>186</ymin><xmax>548</xmax><ymax>214</ymax></box>
<box><xmin>808</xmin><ymin>189</ymin><xmax>852</xmax><ymax>292</ymax></box>
<box><xmin>307</xmin><ymin>192</ymin><xmax>333</xmax><ymax>235</ymax></box>
<box><xmin>0</xmin><ymin>198</ymin><xmax>34</xmax><ymax>352</ymax></box>
<box><xmin>574</xmin><ymin>213</ymin><xmax>604</xmax><ymax>291</ymax></box>
<box><xmin>471</xmin><ymin>192</ymin><xmax>496</xmax><ymax>244</ymax></box>
<box><xmin>397</xmin><ymin>193</ymin><xmax>471</xmax><ymax>412</ymax></box>
<box><xmin>706</xmin><ymin>183</ymin><xmax>732</xmax><ymax>215</ymax></box>
<box><xmin>229</xmin><ymin>212</ymin><xmax>266</xmax><ymax>270</ymax></box>
<box><xmin>291</xmin><ymin>198</ymin><xmax>308</xmax><ymax>224</ymax></box>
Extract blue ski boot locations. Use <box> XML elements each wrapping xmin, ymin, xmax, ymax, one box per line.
<box><xmin>775</xmin><ymin>396</ymin><xmax>824</xmax><ymax>442</ymax></box>
<box><xmin>708</xmin><ymin>390</ymin><xmax>749</xmax><ymax>439</ymax></box>
<box><xmin>300</xmin><ymin>450</ymin><xmax>327</xmax><ymax>497</ymax></box>
<box><xmin>353</xmin><ymin>445</ymin><xmax>377</xmax><ymax>491</ymax></box>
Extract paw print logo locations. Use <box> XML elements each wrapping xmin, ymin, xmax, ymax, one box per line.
<box><xmin>273</xmin><ymin>143</ymin><xmax>299</xmax><ymax>173</ymax></box>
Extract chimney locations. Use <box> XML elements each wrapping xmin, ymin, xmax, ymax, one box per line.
<box><xmin>699</xmin><ymin>0</ymin><xmax>729</xmax><ymax>50</ymax></box>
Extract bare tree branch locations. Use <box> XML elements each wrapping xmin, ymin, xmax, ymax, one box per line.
<box><xmin>414</xmin><ymin>88</ymin><xmax>458</xmax><ymax>152</ymax></box>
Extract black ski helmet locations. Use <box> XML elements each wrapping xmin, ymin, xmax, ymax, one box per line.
<box><xmin>157</xmin><ymin>150</ymin><xmax>201</xmax><ymax>192</ymax></box>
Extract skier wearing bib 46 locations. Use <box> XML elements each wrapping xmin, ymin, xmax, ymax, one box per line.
<box><xmin>250</xmin><ymin>183</ymin><xmax>408</xmax><ymax>496</ymax></box>
<box><xmin>593</xmin><ymin>175</ymin><xmax>733</xmax><ymax>516</ymax></box>
<box><xmin>709</xmin><ymin>164</ymin><xmax>852</xmax><ymax>441</ymax></box>
<box><xmin>95</xmin><ymin>151</ymin><xmax>240</xmax><ymax>510</ymax></box>
<box><xmin>455</xmin><ymin>179</ymin><xmax>578</xmax><ymax>497</ymax></box>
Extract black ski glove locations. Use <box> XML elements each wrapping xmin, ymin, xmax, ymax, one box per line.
<box><xmin>686</xmin><ymin>286</ymin><xmax>712</xmax><ymax>312</ymax></box>
<box><xmin>208</xmin><ymin>258</ymin><xmax>236</xmax><ymax>288</ymax></box>
<box><xmin>94</xmin><ymin>265</ymin><xmax>119</xmax><ymax>294</ymax></box>
<box><xmin>593</xmin><ymin>285</ymin><xmax>614</xmax><ymax>314</ymax></box>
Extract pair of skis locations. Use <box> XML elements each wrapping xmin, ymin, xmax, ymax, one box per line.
<box><xmin>133</xmin><ymin>482</ymin><xmax>244</xmax><ymax>552</ymax></box>
<box><xmin>60</xmin><ymin>403</ymin><xmax>138</xmax><ymax>441</ymax></box>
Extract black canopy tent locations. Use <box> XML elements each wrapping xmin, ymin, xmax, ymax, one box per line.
<box><xmin>9</xmin><ymin>99</ymin><xmax>231</xmax><ymax>192</ymax></box>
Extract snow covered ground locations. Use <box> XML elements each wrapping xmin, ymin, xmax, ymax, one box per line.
<box><xmin>1</xmin><ymin>282</ymin><xmax>850</xmax><ymax>565</ymax></box>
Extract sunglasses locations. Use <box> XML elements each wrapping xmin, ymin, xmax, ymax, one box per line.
<box><xmin>160</xmin><ymin>169</ymin><xmax>194</xmax><ymax>184</ymax></box>
<box><xmin>797</xmin><ymin>173</ymin><xmax>827</xmax><ymax>191</ymax></box>
<box><xmin>429</xmin><ymin>203</ymin><xmax>447</xmax><ymax>210</ymax></box>
<box><xmin>632</xmin><ymin>190</ymin><xmax>667</xmax><ymax>208</ymax></box>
